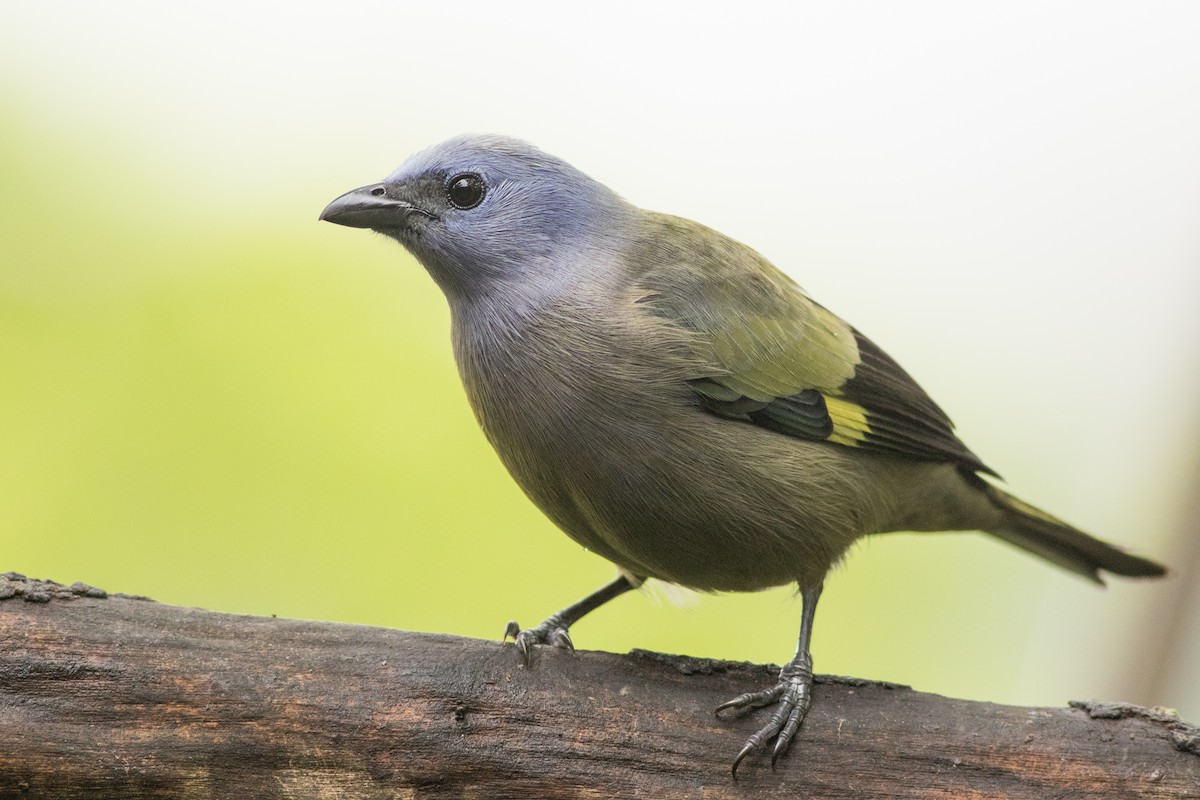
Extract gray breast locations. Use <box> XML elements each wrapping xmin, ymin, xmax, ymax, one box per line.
<box><xmin>448</xmin><ymin>297</ymin><xmax>881</xmax><ymax>591</ymax></box>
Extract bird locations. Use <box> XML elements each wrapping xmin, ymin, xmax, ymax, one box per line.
<box><xmin>319</xmin><ymin>134</ymin><xmax>1166</xmax><ymax>775</ymax></box>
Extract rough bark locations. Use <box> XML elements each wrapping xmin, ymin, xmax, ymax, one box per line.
<box><xmin>0</xmin><ymin>572</ymin><xmax>1196</xmax><ymax>799</ymax></box>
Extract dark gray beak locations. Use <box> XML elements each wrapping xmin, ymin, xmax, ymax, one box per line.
<box><xmin>320</xmin><ymin>183</ymin><xmax>424</xmax><ymax>229</ymax></box>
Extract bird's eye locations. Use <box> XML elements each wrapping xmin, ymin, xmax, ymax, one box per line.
<box><xmin>447</xmin><ymin>173</ymin><xmax>486</xmax><ymax>210</ymax></box>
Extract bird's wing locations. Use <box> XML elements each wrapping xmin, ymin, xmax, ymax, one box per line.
<box><xmin>630</xmin><ymin>213</ymin><xmax>995</xmax><ymax>475</ymax></box>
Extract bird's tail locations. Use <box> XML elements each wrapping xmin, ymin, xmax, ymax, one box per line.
<box><xmin>980</xmin><ymin>483</ymin><xmax>1166</xmax><ymax>584</ymax></box>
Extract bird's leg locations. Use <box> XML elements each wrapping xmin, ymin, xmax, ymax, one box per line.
<box><xmin>717</xmin><ymin>581</ymin><xmax>823</xmax><ymax>777</ymax></box>
<box><xmin>504</xmin><ymin>574</ymin><xmax>638</xmax><ymax>665</ymax></box>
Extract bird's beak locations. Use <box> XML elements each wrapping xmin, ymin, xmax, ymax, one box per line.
<box><xmin>319</xmin><ymin>183</ymin><xmax>426</xmax><ymax>229</ymax></box>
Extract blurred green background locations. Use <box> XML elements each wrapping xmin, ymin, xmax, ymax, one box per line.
<box><xmin>3</xmin><ymin>2</ymin><xmax>1198</xmax><ymax>720</ymax></box>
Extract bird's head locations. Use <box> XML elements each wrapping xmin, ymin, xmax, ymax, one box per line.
<box><xmin>321</xmin><ymin>134</ymin><xmax>631</xmax><ymax>302</ymax></box>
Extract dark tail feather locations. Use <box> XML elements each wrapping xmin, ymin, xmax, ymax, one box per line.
<box><xmin>981</xmin><ymin>484</ymin><xmax>1167</xmax><ymax>584</ymax></box>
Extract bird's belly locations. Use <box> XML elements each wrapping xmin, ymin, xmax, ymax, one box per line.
<box><xmin>481</xmin><ymin>391</ymin><xmax>873</xmax><ymax>592</ymax></box>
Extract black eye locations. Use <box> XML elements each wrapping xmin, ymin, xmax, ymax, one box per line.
<box><xmin>447</xmin><ymin>173</ymin><xmax>486</xmax><ymax>210</ymax></box>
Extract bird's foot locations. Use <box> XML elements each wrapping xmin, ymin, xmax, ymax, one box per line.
<box><xmin>716</xmin><ymin>658</ymin><xmax>813</xmax><ymax>777</ymax></box>
<box><xmin>502</xmin><ymin>615</ymin><xmax>573</xmax><ymax>666</ymax></box>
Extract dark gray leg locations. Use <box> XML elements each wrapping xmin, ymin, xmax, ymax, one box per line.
<box><xmin>717</xmin><ymin>581</ymin><xmax>823</xmax><ymax>777</ymax></box>
<box><xmin>504</xmin><ymin>574</ymin><xmax>638</xmax><ymax>664</ymax></box>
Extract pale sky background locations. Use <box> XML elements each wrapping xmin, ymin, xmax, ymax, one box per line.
<box><xmin>3</xmin><ymin>2</ymin><xmax>1198</xmax><ymax>721</ymax></box>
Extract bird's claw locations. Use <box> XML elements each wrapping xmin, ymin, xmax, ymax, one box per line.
<box><xmin>503</xmin><ymin>617</ymin><xmax>574</xmax><ymax>665</ymax></box>
<box><xmin>715</xmin><ymin>684</ymin><xmax>786</xmax><ymax>717</ymax></box>
<box><xmin>718</xmin><ymin>670</ymin><xmax>813</xmax><ymax>778</ymax></box>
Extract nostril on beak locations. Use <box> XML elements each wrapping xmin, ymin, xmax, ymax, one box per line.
<box><xmin>370</xmin><ymin>186</ymin><xmax>386</xmax><ymax>196</ymax></box>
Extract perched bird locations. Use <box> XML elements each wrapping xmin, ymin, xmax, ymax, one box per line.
<box><xmin>320</xmin><ymin>134</ymin><xmax>1166</xmax><ymax>774</ymax></box>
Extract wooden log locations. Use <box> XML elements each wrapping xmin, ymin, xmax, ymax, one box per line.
<box><xmin>0</xmin><ymin>572</ymin><xmax>1196</xmax><ymax>799</ymax></box>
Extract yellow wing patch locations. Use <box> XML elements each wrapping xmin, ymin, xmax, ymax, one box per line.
<box><xmin>824</xmin><ymin>396</ymin><xmax>870</xmax><ymax>447</ymax></box>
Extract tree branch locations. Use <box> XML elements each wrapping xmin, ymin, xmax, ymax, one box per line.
<box><xmin>1</xmin><ymin>573</ymin><xmax>1196</xmax><ymax>798</ymax></box>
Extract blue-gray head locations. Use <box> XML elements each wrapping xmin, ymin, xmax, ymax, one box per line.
<box><xmin>320</xmin><ymin>135</ymin><xmax>631</xmax><ymax>300</ymax></box>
